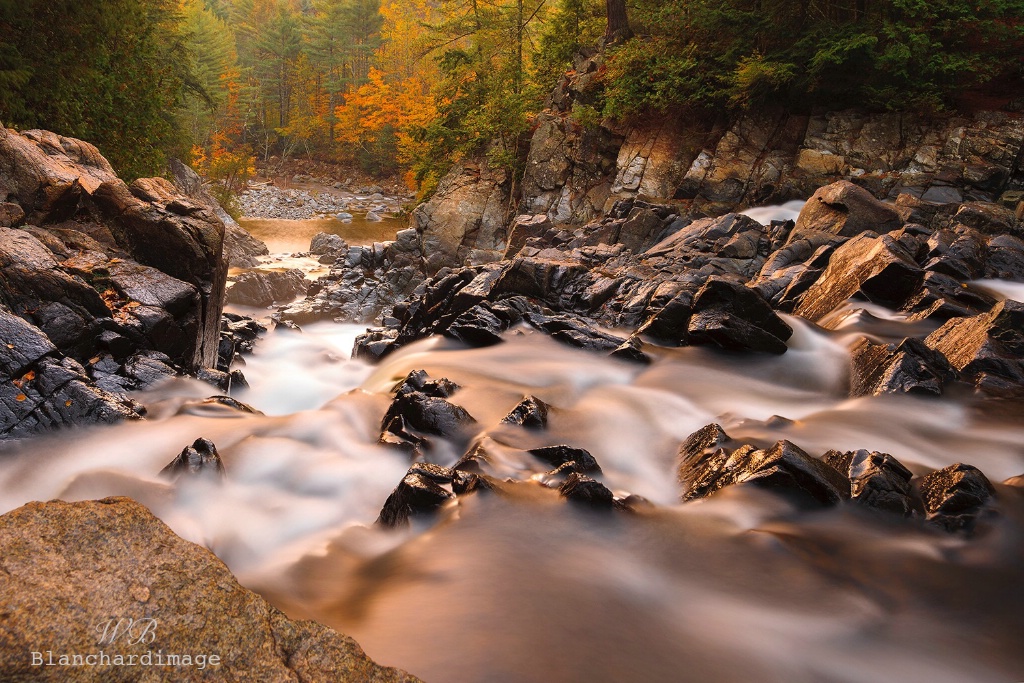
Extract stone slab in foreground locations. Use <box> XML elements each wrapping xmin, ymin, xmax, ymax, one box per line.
<box><xmin>0</xmin><ymin>497</ymin><xmax>420</xmax><ymax>682</ymax></box>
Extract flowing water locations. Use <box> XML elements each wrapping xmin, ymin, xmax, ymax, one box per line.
<box><xmin>2</xmin><ymin>210</ymin><xmax>1024</xmax><ymax>682</ymax></box>
<box><xmin>238</xmin><ymin>216</ymin><xmax>406</xmax><ymax>253</ymax></box>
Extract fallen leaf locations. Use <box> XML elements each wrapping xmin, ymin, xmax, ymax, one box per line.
<box><xmin>15</xmin><ymin>394</ymin><xmax>27</xmax><ymax>402</ymax></box>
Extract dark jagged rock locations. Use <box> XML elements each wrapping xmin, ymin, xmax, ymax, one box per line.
<box><xmin>1</xmin><ymin>308</ymin><xmax>143</xmax><ymax>438</ymax></box>
<box><xmin>559</xmin><ymin>472</ymin><xmax>614</xmax><ymax>509</ymax></box>
<box><xmin>900</xmin><ymin>271</ymin><xmax>996</xmax><ymax>322</ymax></box>
<box><xmin>917</xmin><ymin>463</ymin><xmax>996</xmax><ymax>533</ymax></box>
<box><xmin>679</xmin><ymin>437</ymin><xmax>849</xmax><ymax>508</ymax></box>
<box><xmin>377</xmin><ymin>471</ymin><xmax>456</xmax><ymax>528</ymax></box>
<box><xmin>849</xmin><ymin>336</ymin><xmax>957</xmax><ymax>397</ymax></box>
<box><xmin>823</xmin><ymin>449</ymin><xmax>917</xmax><ymax>516</ymax></box>
<box><xmin>160</xmin><ymin>437</ymin><xmax>226</xmax><ymax>481</ymax></box>
<box><xmin>379</xmin><ymin>371</ymin><xmax>475</xmax><ymax>453</ymax></box>
<box><xmin>227</xmin><ymin>269</ymin><xmax>308</xmax><ymax>307</ymax></box>
<box><xmin>686</xmin><ymin>277</ymin><xmax>793</xmax><ymax>354</ymax></box>
<box><xmin>924</xmin><ymin>300</ymin><xmax>1024</xmax><ymax>396</ymax></box>
<box><xmin>795</xmin><ymin>233</ymin><xmax>924</xmax><ymax>323</ymax></box>
<box><xmin>528</xmin><ymin>445</ymin><xmax>602</xmax><ymax>473</ymax></box>
<box><xmin>502</xmin><ymin>395</ymin><xmax>550</xmax><ymax>429</ymax></box>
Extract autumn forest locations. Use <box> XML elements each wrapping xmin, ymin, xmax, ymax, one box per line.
<box><xmin>2</xmin><ymin>0</ymin><xmax>1021</xmax><ymax>198</ymax></box>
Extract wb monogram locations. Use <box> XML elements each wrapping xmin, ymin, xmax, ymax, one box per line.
<box><xmin>94</xmin><ymin>618</ymin><xmax>158</xmax><ymax>646</ymax></box>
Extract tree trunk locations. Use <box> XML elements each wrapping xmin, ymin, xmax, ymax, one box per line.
<box><xmin>605</xmin><ymin>0</ymin><xmax>633</xmax><ymax>43</ymax></box>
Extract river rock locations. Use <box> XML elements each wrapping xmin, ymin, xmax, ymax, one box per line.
<box><xmin>377</xmin><ymin>469</ymin><xmax>456</xmax><ymax>528</ymax></box>
<box><xmin>917</xmin><ymin>463</ymin><xmax>996</xmax><ymax>533</ymax></box>
<box><xmin>0</xmin><ymin>308</ymin><xmax>143</xmax><ymax>438</ymax></box>
<box><xmin>160</xmin><ymin>437</ymin><xmax>226</xmax><ymax>481</ymax></box>
<box><xmin>686</xmin><ymin>277</ymin><xmax>792</xmax><ymax>354</ymax></box>
<box><xmin>789</xmin><ymin>181</ymin><xmax>902</xmax><ymax>243</ymax></box>
<box><xmin>227</xmin><ymin>269</ymin><xmax>308</xmax><ymax>307</ymax></box>
<box><xmin>310</xmin><ymin>232</ymin><xmax>349</xmax><ymax>256</ymax></box>
<box><xmin>795</xmin><ymin>232</ymin><xmax>924</xmax><ymax>323</ymax></box>
<box><xmin>528</xmin><ymin>445</ymin><xmax>602</xmax><ymax>474</ymax></box>
<box><xmin>501</xmin><ymin>396</ymin><xmax>551</xmax><ymax>429</ymax></box>
<box><xmin>678</xmin><ymin>435</ymin><xmax>849</xmax><ymax>508</ymax></box>
<box><xmin>558</xmin><ymin>473</ymin><xmax>614</xmax><ymax>509</ymax></box>
<box><xmin>924</xmin><ymin>300</ymin><xmax>1024</xmax><ymax>396</ymax></box>
<box><xmin>379</xmin><ymin>371</ymin><xmax>476</xmax><ymax>454</ymax></box>
<box><xmin>849</xmin><ymin>336</ymin><xmax>957</xmax><ymax>397</ymax></box>
<box><xmin>0</xmin><ymin>497</ymin><xmax>420</xmax><ymax>681</ymax></box>
<box><xmin>823</xmin><ymin>449</ymin><xmax>917</xmax><ymax>516</ymax></box>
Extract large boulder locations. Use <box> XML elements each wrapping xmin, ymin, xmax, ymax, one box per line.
<box><xmin>411</xmin><ymin>160</ymin><xmax>511</xmax><ymax>274</ymax></box>
<box><xmin>789</xmin><ymin>181</ymin><xmax>902</xmax><ymax>243</ymax></box>
<box><xmin>0</xmin><ymin>128</ymin><xmax>231</xmax><ymax>437</ymax></box>
<box><xmin>0</xmin><ymin>497</ymin><xmax>420</xmax><ymax>682</ymax></box>
<box><xmin>168</xmin><ymin>158</ymin><xmax>268</xmax><ymax>269</ymax></box>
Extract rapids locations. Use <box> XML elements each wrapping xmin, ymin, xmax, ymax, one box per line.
<box><xmin>2</xmin><ymin>207</ymin><xmax>1023</xmax><ymax>682</ymax></box>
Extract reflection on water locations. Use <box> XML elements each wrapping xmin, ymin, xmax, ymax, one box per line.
<box><xmin>1</xmin><ymin>307</ymin><xmax>1023</xmax><ymax>681</ymax></box>
<box><xmin>239</xmin><ymin>216</ymin><xmax>406</xmax><ymax>253</ymax></box>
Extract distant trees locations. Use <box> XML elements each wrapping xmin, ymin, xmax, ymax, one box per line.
<box><xmin>3</xmin><ymin>0</ymin><xmax>1020</xmax><ymax>191</ymax></box>
<box><xmin>601</xmin><ymin>0</ymin><xmax>1024</xmax><ymax>120</ymax></box>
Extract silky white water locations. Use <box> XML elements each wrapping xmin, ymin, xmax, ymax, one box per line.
<box><xmin>2</xmin><ymin>205</ymin><xmax>1023</xmax><ymax>681</ymax></box>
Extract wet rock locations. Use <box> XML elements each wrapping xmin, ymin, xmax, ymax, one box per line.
<box><xmin>160</xmin><ymin>437</ymin><xmax>226</xmax><ymax>481</ymax></box>
<box><xmin>377</xmin><ymin>470</ymin><xmax>456</xmax><ymax>528</ymax></box>
<box><xmin>1</xmin><ymin>309</ymin><xmax>143</xmax><ymax>438</ymax></box>
<box><xmin>917</xmin><ymin>463</ymin><xmax>996</xmax><ymax>533</ymax></box>
<box><xmin>924</xmin><ymin>300</ymin><xmax>1024</xmax><ymax>396</ymax></box>
<box><xmin>502</xmin><ymin>395</ymin><xmax>551</xmax><ymax>429</ymax></box>
<box><xmin>823</xmin><ymin>449</ymin><xmax>916</xmax><ymax>516</ymax></box>
<box><xmin>900</xmin><ymin>271</ymin><xmax>996</xmax><ymax>322</ymax></box>
<box><xmin>686</xmin><ymin>277</ymin><xmax>792</xmax><ymax>354</ymax></box>
<box><xmin>528</xmin><ymin>445</ymin><xmax>601</xmax><ymax>473</ymax></box>
<box><xmin>789</xmin><ymin>181</ymin><xmax>902</xmax><ymax>243</ymax></box>
<box><xmin>948</xmin><ymin>202</ymin><xmax>1019</xmax><ymax>237</ymax></box>
<box><xmin>559</xmin><ymin>472</ymin><xmax>614</xmax><ymax>509</ymax></box>
<box><xmin>849</xmin><ymin>337</ymin><xmax>957</xmax><ymax>397</ymax></box>
<box><xmin>677</xmin><ymin>424</ymin><xmax>739</xmax><ymax>481</ymax></box>
<box><xmin>679</xmin><ymin>437</ymin><xmax>849</xmax><ymax>508</ymax></box>
<box><xmin>526</xmin><ymin>310</ymin><xmax>647</xmax><ymax>360</ymax></box>
<box><xmin>795</xmin><ymin>233</ymin><xmax>924</xmax><ymax>323</ymax></box>
<box><xmin>379</xmin><ymin>371</ymin><xmax>475</xmax><ymax>453</ymax></box>
<box><xmin>227</xmin><ymin>269</ymin><xmax>308</xmax><ymax>307</ymax></box>
<box><xmin>0</xmin><ymin>497</ymin><xmax>419</xmax><ymax>681</ymax></box>
<box><xmin>353</xmin><ymin>328</ymin><xmax>399</xmax><ymax>361</ymax></box>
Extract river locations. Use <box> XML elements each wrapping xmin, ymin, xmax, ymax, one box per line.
<box><xmin>1</xmin><ymin>209</ymin><xmax>1023</xmax><ymax>682</ymax></box>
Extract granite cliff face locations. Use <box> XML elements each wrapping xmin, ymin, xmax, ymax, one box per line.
<box><xmin>0</xmin><ymin>128</ymin><xmax>228</xmax><ymax>438</ymax></box>
<box><xmin>413</xmin><ymin>54</ymin><xmax>1024</xmax><ymax>271</ymax></box>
